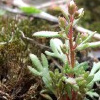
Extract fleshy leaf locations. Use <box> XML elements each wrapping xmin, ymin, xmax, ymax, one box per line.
<box><xmin>86</xmin><ymin>91</ymin><xmax>99</xmax><ymax>98</ymax></box>
<box><xmin>33</xmin><ymin>31</ymin><xmax>60</xmax><ymax>37</ymax></box>
<box><xmin>93</xmin><ymin>70</ymin><xmax>100</xmax><ymax>82</ymax></box>
<box><xmin>29</xmin><ymin>54</ymin><xmax>43</xmax><ymax>71</ymax></box>
<box><xmin>81</xmin><ymin>32</ymin><xmax>96</xmax><ymax>44</ymax></box>
<box><xmin>90</xmin><ymin>62</ymin><xmax>100</xmax><ymax>75</ymax></box>
<box><xmin>27</xmin><ymin>66</ymin><xmax>41</xmax><ymax>76</ymax></box>
<box><xmin>65</xmin><ymin>77</ymin><xmax>76</xmax><ymax>85</ymax></box>
<box><xmin>50</xmin><ymin>39</ymin><xmax>60</xmax><ymax>56</ymax></box>
<box><xmin>88</xmin><ymin>62</ymin><xmax>100</xmax><ymax>87</ymax></box>
<box><xmin>45</xmin><ymin>51</ymin><xmax>55</xmax><ymax>57</ymax></box>
<box><xmin>41</xmin><ymin>53</ymin><xmax>48</xmax><ymax>68</ymax></box>
<box><xmin>86</xmin><ymin>75</ymin><xmax>94</xmax><ymax>84</ymax></box>
<box><xmin>45</xmin><ymin>38</ymin><xmax>66</xmax><ymax>63</ymax></box>
<box><xmin>50</xmin><ymin>38</ymin><xmax>63</xmax><ymax>54</ymax></box>
<box><xmin>77</xmin><ymin>41</ymin><xmax>100</xmax><ymax>51</ymax></box>
<box><xmin>74</xmin><ymin>62</ymin><xmax>88</xmax><ymax>70</ymax></box>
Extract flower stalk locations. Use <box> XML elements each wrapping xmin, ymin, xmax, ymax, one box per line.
<box><xmin>67</xmin><ymin>0</ymin><xmax>76</xmax><ymax>68</ymax></box>
<box><xmin>68</xmin><ymin>15</ymin><xmax>75</xmax><ymax>68</ymax></box>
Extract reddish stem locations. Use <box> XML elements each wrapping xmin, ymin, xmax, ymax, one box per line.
<box><xmin>66</xmin><ymin>53</ymin><xmax>70</xmax><ymax>65</ymax></box>
<box><xmin>72</xmin><ymin>91</ymin><xmax>77</xmax><ymax>100</ymax></box>
<box><xmin>59</xmin><ymin>95</ymin><xmax>70</xmax><ymax>100</ymax></box>
<box><xmin>67</xmin><ymin>15</ymin><xmax>75</xmax><ymax>68</ymax></box>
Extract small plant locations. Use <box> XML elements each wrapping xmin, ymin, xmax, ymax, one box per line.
<box><xmin>28</xmin><ymin>1</ymin><xmax>100</xmax><ymax>100</ymax></box>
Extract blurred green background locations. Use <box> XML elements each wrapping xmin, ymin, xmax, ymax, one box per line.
<box><xmin>76</xmin><ymin>0</ymin><xmax>100</xmax><ymax>33</ymax></box>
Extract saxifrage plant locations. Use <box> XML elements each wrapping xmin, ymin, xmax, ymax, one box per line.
<box><xmin>28</xmin><ymin>1</ymin><xmax>100</xmax><ymax>100</ymax></box>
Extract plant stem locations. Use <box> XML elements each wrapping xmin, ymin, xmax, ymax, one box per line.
<box><xmin>72</xmin><ymin>91</ymin><xmax>77</xmax><ymax>100</ymax></box>
<box><xmin>69</xmin><ymin>38</ymin><xmax>75</xmax><ymax>68</ymax></box>
<box><xmin>68</xmin><ymin>16</ymin><xmax>75</xmax><ymax>68</ymax></box>
<box><xmin>59</xmin><ymin>95</ymin><xmax>70</xmax><ymax>100</ymax></box>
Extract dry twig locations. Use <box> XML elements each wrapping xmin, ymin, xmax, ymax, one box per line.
<box><xmin>20</xmin><ymin>31</ymin><xmax>50</xmax><ymax>50</ymax></box>
<box><xmin>0</xmin><ymin>90</ymin><xmax>12</xmax><ymax>100</ymax></box>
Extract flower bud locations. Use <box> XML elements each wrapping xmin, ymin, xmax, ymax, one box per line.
<box><xmin>78</xmin><ymin>8</ymin><xmax>84</xmax><ymax>17</ymax></box>
<box><xmin>61</xmin><ymin>44</ymin><xmax>67</xmax><ymax>54</ymax></box>
<box><xmin>68</xmin><ymin>0</ymin><xmax>77</xmax><ymax>15</ymax></box>
<box><xmin>74</xmin><ymin>8</ymin><xmax>84</xmax><ymax>19</ymax></box>
<box><xmin>59</xmin><ymin>17</ymin><xmax>66</xmax><ymax>29</ymax></box>
<box><xmin>74</xmin><ymin>11</ymin><xmax>79</xmax><ymax>19</ymax></box>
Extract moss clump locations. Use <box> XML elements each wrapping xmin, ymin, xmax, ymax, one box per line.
<box><xmin>0</xmin><ymin>15</ymin><xmax>60</xmax><ymax>100</ymax></box>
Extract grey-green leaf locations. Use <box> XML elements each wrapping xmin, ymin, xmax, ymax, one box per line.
<box><xmin>33</xmin><ymin>31</ymin><xmax>60</xmax><ymax>37</ymax></box>
<box><xmin>29</xmin><ymin>54</ymin><xmax>43</xmax><ymax>71</ymax></box>
<box><xmin>41</xmin><ymin>53</ymin><xmax>48</xmax><ymax>68</ymax></box>
<box><xmin>27</xmin><ymin>66</ymin><xmax>40</xmax><ymax>76</ymax></box>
